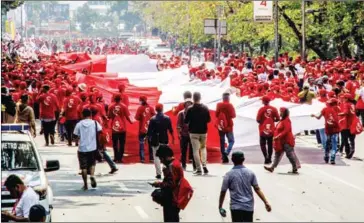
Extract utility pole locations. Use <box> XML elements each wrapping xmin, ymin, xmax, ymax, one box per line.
<box><xmin>20</xmin><ymin>4</ymin><xmax>23</xmax><ymax>38</ymax></box>
<box><xmin>274</xmin><ymin>0</ymin><xmax>279</xmax><ymax>63</ymax></box>
<box><xmin>301</xmin><ymin>0</ymin><xmax>306</xmax><ymax>60</ymax></box>
<box><xmin>217</xmin><ymin>5</ymin><xmax>223</xmax><ymax>66</ymax></box>
<box><xmin>187</xmin><ymin>1</ymin><xmax>192</xmax><ymax>64</ymax></box>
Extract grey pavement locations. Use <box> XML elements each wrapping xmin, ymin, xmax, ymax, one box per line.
<box><xmin>35</xmin><ymin>131</ymin><xmax>364</xmax><ymax>222</ymax></box>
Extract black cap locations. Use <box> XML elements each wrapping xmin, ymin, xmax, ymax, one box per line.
<box><xmin>232</xmin><ymin>151</ymin><xmax>245</xmax><ymax>160</ymax></box>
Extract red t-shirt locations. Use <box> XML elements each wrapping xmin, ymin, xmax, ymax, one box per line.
<box><xmin>256</xmin><ymin>105</ymin><xmax>280</xmax><ymax>136</ymax></box>
<box><xmin>63</xmin><ymin>95</ymin><xmax>81</xmax><ymax>120</ymax></box>
<box><xmin>108</xmin><ymin>102</ymin><xmax>131</xmax><ymax>132</ymax></box>
<box><xmin>37</xmin><ymin>92</ymin><xmax>59</xmax><ymax>119</ymax></box>
<box><xmin>135</xmin><ymin>104</ymin><xmax>156</xmax><ymax>134</ymax></box>
<box><xmin>321</xmin><ymin>106</ymin><xmax>340</xmax><ymax>135</ymax></box>
<box><xmin>216</xmin><ymin>101</ymin><xmax>236</xmax><ymax>132</ymax></box>
<box><xmin>172</xmin><ymin>102</ymin><xmax>185</xmax><ymax>116</ymax></box>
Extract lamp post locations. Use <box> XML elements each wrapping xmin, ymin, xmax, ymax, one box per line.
<box><xmin>274</xmin><ymin>0</ymin><xmax>279</xmax><ymax>63</ymax></box>
<box><xmin>301</xmin><ymin>0</ymin><xmax>306</xmax><ymax>60</ymax></box>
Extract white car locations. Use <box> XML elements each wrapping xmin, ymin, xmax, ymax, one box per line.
<box><xmin>1</xmin><ymin>124</ymin><xmax>59</xmax><ymax>222</ymax></box>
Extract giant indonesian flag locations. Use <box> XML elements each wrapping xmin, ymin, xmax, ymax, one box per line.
<box><xmin>60</xmin><ymin>53</ymin><xmax>325</xmax><ymax>163</ymax></box>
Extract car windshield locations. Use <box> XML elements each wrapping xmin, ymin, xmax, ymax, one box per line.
<box><xmin>1</xmin><ymin>141</ymin><xmax>39</xmax><ymax>171</ymax></box>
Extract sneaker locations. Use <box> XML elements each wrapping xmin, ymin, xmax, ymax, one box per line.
<box><xmin>140</xmin><ymin>160</ymin><xmax>145</xmax><ymax>164</ymax></box>
<box><xmin>288</xmin><ymin>169</ymin><xmax>299</xmax><ymax>174</ymax></box>
<box><xmin>324</xmin><ymin>157</ymin><xmax>329</xmax><ymax>163</ymax></box>
<box><xmin>193</xmin><ymin>170</ymin><xmax>202</xmax><ymax>175</ymax></box>
<box><xmin>330</xmin><ymin>160</ymin><xmax>336</xmax><ymax>165</ymax></box>
<box><xmin>109</xmin><ymin>168</ymin><xmax>119</xmax><ymax>174</ymax></box>
<box><xmin>264</xmin><ymin>166</ymin><xmax>274</xmax><ymax>173</ymax></box>
<box><xmin>50</xmin><ymin>135</ymin><xmax>55</xmax><ymax>145</ymax></box>
<box><xmin>156</xmin><ymin>175</ymin><xmax>162</xmax><ymax>180</ymax></box>
<box><xmin>222</xmin><ymin>156</ymin><xmax>229</xmax><ymax>163</ymax></box>
<box><xmin>203</xmin><ymin>167</ymin><xmax>209</xmax><ymax>174</ymax></box>
<box><xmin>90</xmin><ymin>177</ymin><xmax>97</xmax><ymax>188</ymax></box>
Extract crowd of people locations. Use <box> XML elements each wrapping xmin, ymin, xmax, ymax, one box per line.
<box><xmin>2</xmin><ymin>36</ymin><xmax>364</xmax><ymax>222</ymax></box>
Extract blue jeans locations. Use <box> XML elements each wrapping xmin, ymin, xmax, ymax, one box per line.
<box><xmin>326</xmin><ymin>134</ymin><xmax>338</xmax><ymax>161</ymax></box>
<box><xmin>318</xmin><ymin>128</ymin><xmax>327</xmax><ymax>151</ymax></box>
<box><xmin>103</xmin><ymin>150</ymin><xmax>117</xmax><ymax>170</ymax></box>
<box><xmin>139</xmin><ymin>133</ymin><xmax>153</xmax><ymax>161</ymax></box>
<box><xmin>219</xmin><ymin>131</ymin><xmax>235</xmax><ymax>159</ymax></box>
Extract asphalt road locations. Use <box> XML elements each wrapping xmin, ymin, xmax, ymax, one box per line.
<box><xmin>36</xmin><ymin>132</ymin><xmax>364</xmax><ymax>222</ymax></box>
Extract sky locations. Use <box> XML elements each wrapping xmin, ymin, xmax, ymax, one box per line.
<box><xmin>61</xmin><ymin>1</ymin><xmax>87</xmax><ymax>10</ymax></box>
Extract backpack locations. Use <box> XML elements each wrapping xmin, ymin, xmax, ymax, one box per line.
<box><xmin>350</xmin><ymin>116</ymin><xmax>363</xmax><ymax>135</ymax></box>
<box><xmin>176</xmin><ymin>177</ymin><xmax>194</xmax><ymax>210</ymax></box>
<box><xmin>261</xmin><ymin>118</ymin><xmax>274</xmax><ymax>137</ymax></box>
<box><xmin>215</xmin><ymin>111</ymin><xmax>228</xmax><ymax>132</ymax></box>
<box><xmin>110</xmin><ymin>115</ymin><xmax>126</xmax><ymax>133</ymax></box>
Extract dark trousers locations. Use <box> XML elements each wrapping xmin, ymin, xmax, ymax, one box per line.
<box><xmin>163</xmin><ymin>205</ymin><xmax>180</xmax><ymax>222</ymax></box>
<box><xmin>231</xmin><ymin>210</ymin><xmax>254</xmax><ymax>222</ymax></box>
<box><xmin>340</xmin><ymin>129</ymin><xmax>356</xmax><ymax>155</ymax></box>
<box><xmin>315</xmin><ymin>130</ymin><xmax>321</xmax><ymax>144</ymax></box>
<box><xmin>180</xmin><ymin>135</ymin><xmax>196</xmax><ymax>169</ymax></box>
<box><xmin>259</xmin><ymin>136</ymin><xmax>273</xmax><ymax>161</ymax></box>
<box><xmin>42</xmin><ymin>120</ymin><xmax>56</xmax><ymax>145</ymax></box>
<box><xmin>358</xmin><ymin>109</ymin><xmax>364</xmax><ymax>125</ymax></box>
<box><xmin>112</xmin><ymin>132</ymin><xmax>126</xmax><ymax>162</ymax></box>
<box><xmin>65</xmin><ymin>120</ymin><xmax>78</xmax><ymax>145</ymax></box>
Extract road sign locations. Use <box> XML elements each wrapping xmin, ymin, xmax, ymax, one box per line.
<box><xmin>204</xmin><ymin>19</ymin><xmax>227</xmax><ymax>35</ymax></box>
<box><xmin>254</xmin><ymin>1</ymin><xmax>273</xmax><ymax>22</ymax></box>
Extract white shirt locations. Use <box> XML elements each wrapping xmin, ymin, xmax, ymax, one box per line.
<box><xmin>74</xmin><ymin>119</ymin><xmax>102</xmax><ymax>152</ymax></box>
<box><xmin>15</xmin><ymin>187</ymin><xmax>39</xmax><ymax>218</ymax></box>
<box><xmin>258</xmin><ymin>72</ymin><xmax>268</xmax><ymax>82</ymax></box>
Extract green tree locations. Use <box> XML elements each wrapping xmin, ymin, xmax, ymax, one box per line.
<box><xmin>1</xmin><ymin>0</ymin><xmax>24</xmax><ymax>16</ymax></box>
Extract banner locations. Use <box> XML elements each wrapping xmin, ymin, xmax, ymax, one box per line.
<box><xmin>254</xmin><ymin>0</ymin><xmax>273</xmax><ymax>22</ymax></box>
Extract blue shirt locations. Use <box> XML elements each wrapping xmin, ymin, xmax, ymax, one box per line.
<box><xmin>74</xmin><ymin>119</ymin><xmax>102</xmax><ymax>152</ymax></box>
<box><xmin>221</xmin><ymin>165</ymin><xmax>258</xmax><ymax>211</ymax></box>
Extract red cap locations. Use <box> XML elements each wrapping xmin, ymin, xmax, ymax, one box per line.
<box><xmin>155</xmin><ymin>103</ymin><xmax>163</xmax><ymax>112</ymax></box>
<box><xmin>319</xmin><ymin>89</ymin><xmax>327</xmax><ymax>96</ymax></box>
<box><xmin>19</xmin><ymin>82</ymin><xmax>27</xmax><ymax>90</ymax></box>
<box><xmin>118</xmin><ymin>83</ymin><xmax>126</xmax><ymax>91</ymax></box>
<box><xmin>139</xmin><ymin>96</ymin><xmax>147</xmax><ymax>102</ymax></box>
<box><xmin>262</xmin><ymin>96</ymin><xmax>271</xmax><ymax>104</ymax></box>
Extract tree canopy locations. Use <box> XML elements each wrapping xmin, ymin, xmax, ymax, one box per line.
<box><xmin>137</xmin><ymin>1</ymin><xmax>364</xmax><ymax>59</ymax></box>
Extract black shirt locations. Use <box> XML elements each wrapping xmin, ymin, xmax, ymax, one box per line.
<box><xmin>147</xmin><ymin>113</ymin><xmax>173</xmax><ymax>145</ymax></box>
<box><xmin>184</xmin><ymin>103</ymin><xmax>211</xmax><ymax>134</ymax></box>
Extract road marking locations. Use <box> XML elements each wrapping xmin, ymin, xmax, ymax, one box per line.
<box><xmin>305</xmin><ymin>164</ymin><xmax>364</xmax><ymax>193</ymax></box>
<box><xmin>134</xmin><ymin>206</ymin><xmax>149</xmax><ymax>219</ymax></box>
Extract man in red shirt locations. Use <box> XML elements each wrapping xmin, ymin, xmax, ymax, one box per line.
<box><xmin>135</xmin><ymin>96</ymin><xmax>156</xmax><ymax>163</ymax></box>
<box><xmin>111</xmin><ymin>84</ymin><xmax>129</xmax><ymax>108</ymax></box>
<box><xmin>311</xmin><ymin>98</ymin><xmax>340</xmax><ymax>164</ymax></box>
<box><xmin>256</xmin><ymin>96</ymin><xmax>280</xmax><ymax>164</ymax></box>
<box><xmin>62</xmin><ymin>88</ymin><xmax>82</xmax><ymax>146</ymax></box>
<box><xmin>338</xmin><ymin>94</ymin><xmax>356</xmax><ymax>159</ymax></box>
<box><xmin>215</xmin><ymin>93</ymin><xmax>236</xmax><ymax>163</ymax></box>
<box><xmin>108</xmin><ymin>94</ymin><xmax>133</xmax><ymax>163</ymax></box>
<box><xmin>36</xmin><ymin>85</ymin><xmax>60</xmax><ymax>146</ymax></box>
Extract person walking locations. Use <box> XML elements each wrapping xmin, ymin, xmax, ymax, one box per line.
<box><xmin>147</xmin><ymin>103</ymin><xmax>175</xmax><ymax>179</ymax></box>
<box><xmin>256</xmin><ymin>96</ymin><xmax>279</xmax><ymax>164</ymax></box>
<box><xmin>14</xmin><ymin>94</ymin><xmax>36</xmax><ymax>137</ymax></box>
<box><xmin>36</xmin><ymin>85</ymin><xmax>60</xmax><ymax>146</ymax></box>
<box><xmin>338</xmin><ymin>93</ymin><xmax>356</xmax><ymax>159</ymax></box>
<box><xmin>311</xmin><ymin>98</ymin><xmax>340</xmax><ymax>164</ymax></box>
<box><xmin>74</xmin><ymin>108</ymin><xmax>102</xmax><ymax>190</ymax></box>
<box><xmin>356</xmin><ymin>79</ymin><xmax>364</xmax><ymax>124</ymax></box>
<box><xmin>177</xmin><ymin>99</ymin><xmax>196</xmax><ymax>171</ymax></box>
<box><xmin>150</xmin><ymin>145</ymin><xmax>184</xmax><ymax>222</ymax></box>
<box><xmin>219</xmin><ymin>151</ymin><xmax>271</xmax><ymax>222</ymax></box>
<box><xmin>216</xmin><ymin>93</ymin><xmax>236</xmax><ymax>163</ymax></box>
<box><xmin>108</xmin><ymin>94</ymin><xmax>133</xmax><ymax>163</ymax></box>
<box><xmin>62</xmin><ymin>88</ymin><xmax>81</xmax><ymax>146</ymax></box>
<box><xmin>1</xmin><ymin>175</ymin><xmax>39</xmax><ymax>222</ymax></box>
<box><xmin>91</xmin><ymin>107</ymin><xmax>118</xmax><ymax>174</ymax></box>
<box><xmin>264</xmin><ymin>107</ymin><xmax>301</xmax><ymax>174</ymax></box>
<box><xmin>184</xmin><ymin>92</ymin><xmax>211</xmax><ymax>175</ymax></box>
<box><xmin>135</xmin><ymin>96</ymin><xmax>156</xmax><ymax>163</ymax></box>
